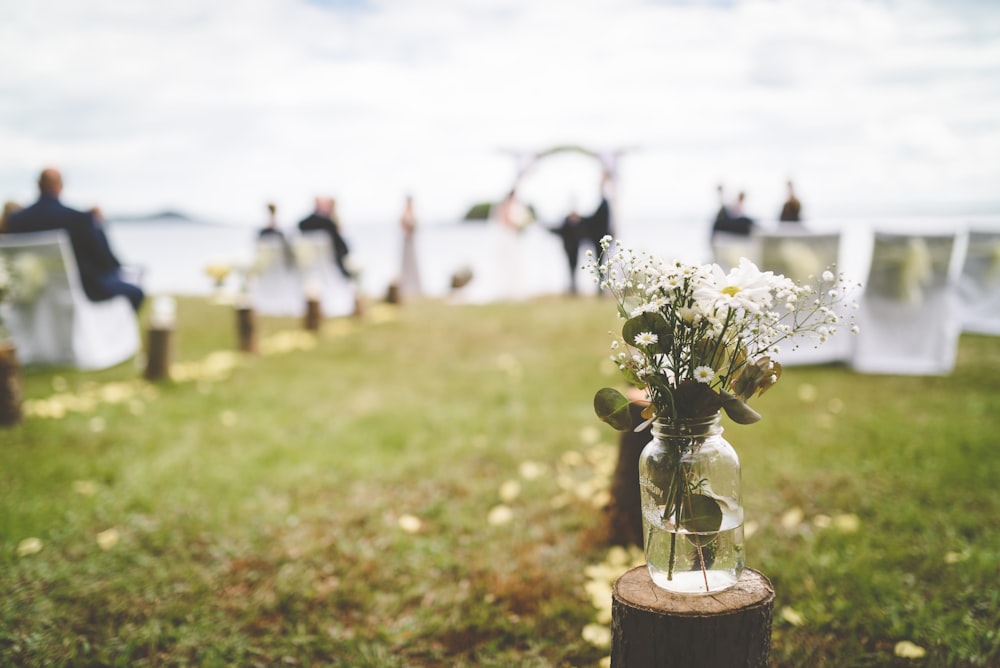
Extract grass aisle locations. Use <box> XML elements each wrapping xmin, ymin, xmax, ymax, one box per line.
<box><xmin>1</xmin><ymin>296</ymin><xmax>999</xmax><ymax>667</ymax></box>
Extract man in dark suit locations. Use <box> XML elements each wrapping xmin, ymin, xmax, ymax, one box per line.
<box><xmin>8</xmin><ymin>168</ymin><xmax>144</xmax><ymax>311</ymax></box>
<box><xmin>549</xmin><ymin>209</ymin><xmax>584</xmax><ymax>294</ymax></box>
<box><xmin>298</xmin><ymin>196</ymin><xmax>352</xmax><ymax>278</ymax></box>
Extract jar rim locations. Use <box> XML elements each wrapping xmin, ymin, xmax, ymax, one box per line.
<box><xmin>651</xmin><ymin>412</ymin><xmax>723</xmax><ymax>437</ymax></box>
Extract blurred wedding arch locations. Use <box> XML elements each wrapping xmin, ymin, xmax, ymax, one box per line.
<box><xmin>500</xmin><ymin>144</ymin><xmax>633</xmax><ymax>225</ymax></box>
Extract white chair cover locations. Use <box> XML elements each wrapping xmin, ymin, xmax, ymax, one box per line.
<box><xmin>292</xmin><ymin>232</ymin><xmax>356</xmax><ymax>317</ymax></box>
<box><xmin>851</xmin><ymin>232</ymin><xmax>960</xmax><ymax>375</ymax></box>
<box><xmin>248</xmin><ymin>236</ymin><xmax>303</xmax><ymax>317</ymax></box>
<box><xmin>758</xmin><ymin>231</ymin><xmax>854</xmax><ymax>366</ymax></box>
<box><xmin>711</xmin><ymin>232</ymin><xmax>760</xmax><ymax>272</ymax></box>
<box><xmin>0</xmin><ymin>230</ymin><xmax>139</xmax><ymax>370</ymax></box>
<box><xmin>957</xmin><ymin>230</ymin><xmax>1000</xmax><ymax>335</ymax></box>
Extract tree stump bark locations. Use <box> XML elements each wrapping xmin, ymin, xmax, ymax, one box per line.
<box><xmin>612</xmin><ymin>566</ymin><xmax>774</xmax><ymax>668</ymax></box>
<box><xmin>144</xmin><ymin>327</ymin><xmax>173</xmax><ymax>381</ymax></box>
<box><xmin>304</xmin><ymin>297</ymin><xmax>322</xmax><ymax>331</ymax></box>
<box><xmin>0</xmin><ymin>343</ymin><xmax>23</xmax><ymax>426</ymax></box>
<box><xmin>236</xmin><ymin>306</ymin><xmax>258</xmax><ymax>354</ymax></box>
<box><xmin>600</xmin><ymin>401</ymin><xmax>651</xmax><ymax>547</ymax></box>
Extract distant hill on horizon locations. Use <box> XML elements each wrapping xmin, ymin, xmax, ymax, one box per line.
<box><xmin>108</xmin><ymin>209</ymin><xmax>209</xmax><ymax>224</ymax></box>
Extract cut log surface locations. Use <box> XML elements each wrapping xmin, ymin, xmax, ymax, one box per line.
<box><xmin>612</xmin><ymin>566</ymin><xmax>774</xmax><ymax>668</ymax></box>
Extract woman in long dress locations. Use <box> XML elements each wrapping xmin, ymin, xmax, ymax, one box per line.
<box><xmin>398</xmin><ymin>194</ymin><xmax>422</xmax><ymax>300</ymax></box>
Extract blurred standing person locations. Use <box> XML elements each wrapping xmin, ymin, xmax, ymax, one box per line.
<box><xmin>549</xmin><ymin>206</ymin><xmax>583</xmax><ymax>294</ymax></box>
<box><xmin>397</xmin><ymin>194</ymin><xmax>423</xmax><ymax>300</ymax></box>
<box><xmin>581</xmin><ymin>175</ymin><xmax>613</xmax><ymax>251</ymax></box>
<box><xmin>779</xmin><ymin>180</ymin><xmax>803</xmax><ymax>223</ymax></box>
<box><xmin>298</xmin><ymin>196</ymin><xmax>351</xmax><ymax>278</ymax></box>
<box><xmin>7</xmin><ymin>167</ymin><xmax>144</xmax><ymax>310</ymax></box>
<box><xmin>492</xmin><ymin>188</ymin><xmax>531</xmax><ymax>300</ymax></box>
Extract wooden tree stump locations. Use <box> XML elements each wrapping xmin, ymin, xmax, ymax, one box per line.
<box><xmin>304</xmin><ymin>297</ymin><xmax>322</xmax><ymax>331</ymax></box>
<box><xmin>600</xmin><ymin>401</ymin><xmax>651</xmax><ymax>547</ymax></box>
<box><xmin>0</xmin><ymin>343</ymin><xmax>23</xmax><ymax>426</ymax></box>
<box><xmin>612</xmin><ymin>566</ymin><xmax>774</xmax><ymax>668</ymax></box>
<box><xmin>236</xmin><ymin>306</ymin><xmax>258</xmax><ymax>354</ymax></box>
<box><xmin>144</xmin><ymin>327</ymin><xmax>173</xmax><ymax>381</ymax></box>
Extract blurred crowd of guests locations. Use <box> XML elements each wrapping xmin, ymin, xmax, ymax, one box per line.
<box><xmin>711</xmin><ymin>180</ymin><xmax>803</xmax><ymax>238</ymax></box>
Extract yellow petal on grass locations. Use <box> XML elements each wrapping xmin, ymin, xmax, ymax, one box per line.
<box><xmin>780</xmin><ymin>606</ymin><xmax>805</xmax><ymax>627</ymax></box>
<box><xmin>560</xmin><ymin>450</ymin><xmax>584</xmax><ymax>467</ymax></box>
<box><xmin>605</xmin><ymin>545</ymin><xmax>630</xmax><ymax>567</ymax></box>
<box><xmin>16</xmin><ymin>537</ymin><xmax>44</xmax><ymax>557</ymax></box>
<box><xmin>581</xmin><ymin>623</ymin><xmax>612</xmax><ymax>649</ymax></box>
<box><xmin>96</xmin><ymin>528</ymin><xmax>120</xmax><ymax>550</ymax></box>
<box><xmin>487</xmin><ymin>505</ymin><xmax>513</xmax><ymax>526</ymax></box>
<box><xmin>592</xmin><ymin>489</ymin><xmax>611</xmax><ymax>509</ymax></box>
<box><xmin>499</xmin><ymin>480</ymin><xmax>521</xmax><ymax>503</ymax></box>
<box><xmin>781</xmin><ymin>507</ymin><xmax>805</xmax><ymax>530</ymax></box>
<box><xmin>518</xmin><ymin>460</ymin><xmax>545</xmax><ymax>480</ymax></box>
<box><xmin>833</xmin><ymin>513</ymin><xmax>860</xmax><ymax>533</ymax></box>
<box><xmin>894</xmin><ymin>640</ymin><xmax>927</xmax><ymax>659</ymax></box>
<box><xmin>816</xmin><ymin>413</ymin><xmax>835</xmax><ymax>430</ymax></box>
<box><xmin>397</xmin><ymin>514</ymin><xmax>422</xmax><ymax>534</ymax></box>
<box><xmin>72</xmin><ymin>480</ymin><xmax>98</xmax><ymax>496</ymax></box>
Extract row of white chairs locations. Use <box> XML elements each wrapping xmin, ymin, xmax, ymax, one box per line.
<box><xmin>0</xmin><ymin>230</ymin><xmax>359</xmax><ymax>370</ymax></box>
<box><xmin>711</xmin><ymin>228</ymin><xmax>1000</xmax><ymax>374</ymax></box>
<box><xmin>248</xmin><ymin>232</ymin><xmax>357</xmax><ymax>318</ymax></box>
<box><xmin>0</xmin><ymin>230</ymin><xmax>140</xmax><ymax>370</ymax></box>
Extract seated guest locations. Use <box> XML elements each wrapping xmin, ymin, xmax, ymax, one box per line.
<box><xmin>258</xmin><ymin>202</ymin><xmax>285</xmax><ymax>241</ymax></box>
<box><xmin>712</xmin><ymin>190</ymin><xmax>755</xmax><ymax>237</ymax></box>
<box><xmin>7</xmin><ymin>167</ymin><xmax>144</xmax><ymax>311</ymax></box>
<box><xmin>779</xmin><ymin>180</ymin><xmax>803</xmax><ymax>223</ymax></box>
<box><xmin>1</xmin><ymin>200</ymin><xmax>22</xmax><ymax>233</ymax></box>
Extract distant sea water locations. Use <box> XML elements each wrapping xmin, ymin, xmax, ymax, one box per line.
<box><xmin>105</xmin><ymin>214</ymin><xmax>1000</xmax><ymax>301</ymax></box>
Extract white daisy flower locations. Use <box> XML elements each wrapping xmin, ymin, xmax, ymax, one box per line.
<box><xmin>693</xmin><ymin>366</ymin><xmax>715</xmax><ymax>383</ymax></box>
<box><xmin>634</xmin><ymin>331</ymin><xmax>658</xmax><ymax>346</ymax></box>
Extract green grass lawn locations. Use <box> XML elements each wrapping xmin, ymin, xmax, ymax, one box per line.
<box><xmin>1</xmin><ymin>296</ymin><xmax>998</xmax><ymax>667</ymax></box>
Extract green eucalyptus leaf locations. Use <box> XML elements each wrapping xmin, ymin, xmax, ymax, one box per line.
<box><xmin>720</xmin><ymin>390</ymin><xmax>762</xmax><ymax>424</ymax></box>
<box><xmin>594</xmin><ymin>388</ymin><xmax>633</xmax><ymax>431</ymax></box>
<box><xmin>680</xmin><ymin>493</ymin><xmax>724</xmax><ymax>534</ymax></box>
<box><xmin>622</xmin><ymin>312</ymin><xmax>671</xmax><ymax>352</ymax></box>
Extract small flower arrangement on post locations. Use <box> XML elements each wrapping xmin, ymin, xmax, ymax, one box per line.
<box><xmin>588</xmin><ymin>236</ymin><xmax>857</xmax><ymax>593</ymax></box>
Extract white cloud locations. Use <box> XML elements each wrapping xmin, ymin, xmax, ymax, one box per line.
<box><xmin>1</xmin><ymin>0</ymin><xmax>998</xmax><ymax>226</ymax></box>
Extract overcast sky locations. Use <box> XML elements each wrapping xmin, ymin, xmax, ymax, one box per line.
<box><xmin>2</xmin><ymin>0</ymin><xmax>999</xmax><ymax>227</ymax></box>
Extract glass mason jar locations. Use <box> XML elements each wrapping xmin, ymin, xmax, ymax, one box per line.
<box><xmin>638</xmin><ymin>413</ymin><xmax>744</xmax><ymax>594</ymax></box>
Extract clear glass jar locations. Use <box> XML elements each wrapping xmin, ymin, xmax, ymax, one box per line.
<box><xmin>638</xmin><ymin>413</ymin><xmax>744</xmax><ymax>594</ymax></box>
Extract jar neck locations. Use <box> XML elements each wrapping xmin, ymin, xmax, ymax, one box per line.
<box><xmin>651</xmin><ymin>412</ymin><xmax>723</xmax><ymax>439</ymax></box>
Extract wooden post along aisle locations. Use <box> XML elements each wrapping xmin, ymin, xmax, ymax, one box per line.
<box><xmin>612</xmin><ymin>566</ymin><xmax>774</xmax><ymax>668</ymax></box>
<box><xmin>236</xmin><ymin>305</ymin><xmax>258</xmax><ymax>354</ymax></box>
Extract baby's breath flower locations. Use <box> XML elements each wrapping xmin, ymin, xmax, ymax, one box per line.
<box><xmin>587</xmin><ymin>236</ymin><xmax>858</xmax><ymax>424</ymax></box>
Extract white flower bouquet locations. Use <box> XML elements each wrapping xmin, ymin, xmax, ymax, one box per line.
<box><xmin>588</xmin><ymin>236</ymin><xmax>858</xmax><ymax>429</ymax></box>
